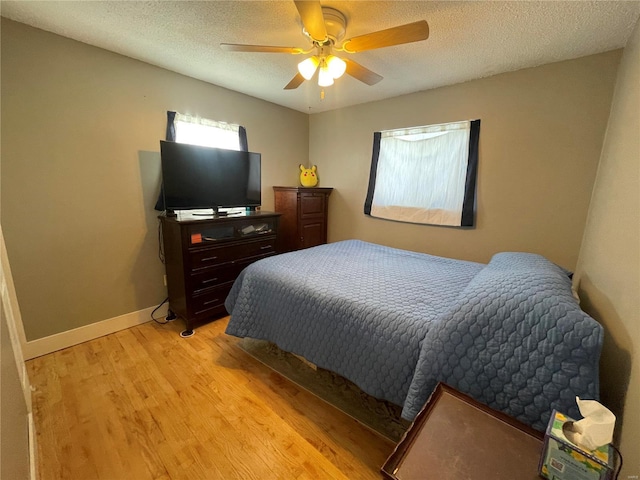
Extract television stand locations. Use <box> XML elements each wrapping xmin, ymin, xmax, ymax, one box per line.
<box><xmin>191</xmin><ymin>208</ymin><xmax>248</xmax><ymax>217</ymax></box>
<box><xmin>160</xmin><ymin>211</ymin><xmax>280</xmax><ymax>336</ymax></box>
<box><xmin>190</xmin><ymin>207</ymin><xmax>223</xmax><ymax>216</ymax></box>
<box><xmin>192</xmin><ymin>212</ymin><xmax>225</xmax><ymax>217</ymax></box>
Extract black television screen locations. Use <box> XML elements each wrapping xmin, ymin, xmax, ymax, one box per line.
<box><xmin>160</xmin><ymin>141</ymin><xmax>261</xmax><ymax>212</ymax></box>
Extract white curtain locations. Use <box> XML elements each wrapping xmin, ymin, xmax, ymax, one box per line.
<box><xmin>370</xmin><ymin>120</ymin><xmax>471</xmax><ymax>226</ymax></box>
<box><xmin>174</xmin><ymin>113</ymin><xmax>241</xmax><ymax>150</ymax></box>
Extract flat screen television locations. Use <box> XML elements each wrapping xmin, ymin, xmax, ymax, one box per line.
<box><xmin>159</xmin><ymin>140</ymin><xmax>261</xmax><ymax>214</ymax></box>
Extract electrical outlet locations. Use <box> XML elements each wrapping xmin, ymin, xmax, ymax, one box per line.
<box><xmin>163</xmin><ymin>275</ymin><xmax>167</xmax><ymax>286</ymax></box>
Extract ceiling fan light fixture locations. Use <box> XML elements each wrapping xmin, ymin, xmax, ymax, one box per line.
<box><xmin>318</xmin><ymin>64</ymin><xmax>334</xmax><ymax>87</ymax></box>
<box><xmin>298</xmin><ymin>56</ymin><xmax>319</xmax><ymax>80</ymax></box>
<box><xmin>326</xmin><ymin>55</ymin><xmax>346</xmax><ymax>79</ymax></box>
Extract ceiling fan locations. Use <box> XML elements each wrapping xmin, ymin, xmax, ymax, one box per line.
<box><xmin>220</xmin><ymin>1</ymin><xmax>429</xmax><ymax>90</ymax></box>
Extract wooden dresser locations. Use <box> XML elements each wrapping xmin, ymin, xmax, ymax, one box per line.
<box><xmin>273</xmin><ymin>186</ymin><xmax>333</xmax><ymax>253</ymax></box>
<box><xmin>160</xmin><ymin>211</ymin><xmax>280</xmax><ymax>336</ymax></box>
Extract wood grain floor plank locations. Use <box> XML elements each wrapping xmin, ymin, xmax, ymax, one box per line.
<box><xmin>213</xmin><ymin>331</ymin><xmax>393</xmax><ymax>479</ymax></box>
<box><xmin>27</xmin><ymin>316</ymin><xmax>394</xmax><ymax>479</ymax></box>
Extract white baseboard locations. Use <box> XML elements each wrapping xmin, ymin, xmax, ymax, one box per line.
<box><xmin>23</xmin><ymin>303</ymin><xmax>169</xmax><ymax>360</ymax></box>
<box><xmin>28</xmin><ymin>412</ymin><xmax>38</xmax><ymax>480</ymax></box>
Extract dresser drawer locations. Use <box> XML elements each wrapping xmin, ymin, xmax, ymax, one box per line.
<box><xmin>190</xmin><ymin>284</ymin><xmax>232</xmax><ymax>317</ymax></box>
<box><xmin>191</xmin><ymin>263</ymin><xmax>236</xmax><ymax>294</ymax></box>
<box><xmin>188</xmin><ymin>237</ymin><xmax>276</xmax><ymax>272</ymax></box>
<box><xmin>190</xmin><ymin>264</ymin><xmax>245</xmax><ymax>294</ymax></box>
<box><xmin>299</xmin><ymin>193</ymin><xmax>326</xmax><ymax>217</ymax></box>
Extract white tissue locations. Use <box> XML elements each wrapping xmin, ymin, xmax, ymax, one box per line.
<box><xmin>566</xmin><ymin>397</ymin><xmax>616</xmax><ymax>451</ymax></box>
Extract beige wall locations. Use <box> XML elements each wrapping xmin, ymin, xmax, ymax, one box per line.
<box><xmin>1</xmin><ymin>19</ymin><xmax>308</xmax><ymax>341</ymax></box>
<box><xmin>310</xmin><ymin>51</ymin><xmax>621</xmax><ymax>268</ymax></box>
<box><xmin>573</xmin><ymin>19</ymin><xmax>640</xmax><ymax>475</ymax></box>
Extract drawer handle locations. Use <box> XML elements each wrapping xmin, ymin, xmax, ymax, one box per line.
<box><xmin>260</xmin><ymin>245</ymin><xmax>272</xmax><ymax>250</ymax></box>
<box><xmin>203</xmin><ymin>298</ymin><xmax>220</xmax><ymax>306</ymax></box>
<box><xmin>201</xmin><ymin>277</ymin><xmax>218</xmax><ymax>284</ymax></box>
<box><xmin>201</xmin><ymin>256</ymin><xmax>218</xmax><ymax>262</ymax></box>
<box><xmin>195</xmin><ymin>306</ymin><xmax>219</xmax><ymax>315</ymax></box>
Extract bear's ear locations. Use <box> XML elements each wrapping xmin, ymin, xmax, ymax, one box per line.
<box><xmin>299</xmin><ymin>164</ymin><xmax>305</xmax><ymax>171</ymax></box>
<box><xmin>312</xmin><ymin>165</ymin><xmax>317</xmax><ymax>172</ymax></box>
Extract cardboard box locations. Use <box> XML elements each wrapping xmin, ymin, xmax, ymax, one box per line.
<box><xmin>539</xmin><ymin>410</ymin><xmax>614</xmax><ymax>480</ymax></box>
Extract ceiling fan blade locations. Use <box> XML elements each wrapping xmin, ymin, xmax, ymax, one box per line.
<box><xmin>342</xmin><ymin>20</ymin><xmax>429</xmax><ymax>53</ymax></box>
<box><xmin>344</xmin><ymin>59</ymin><xmax>383</xmax><ymax>86</ymax></box>
<box><xmin>284</xmin><ymin>72</ymin><xmax>306</xmax><ymax>90</ymax></box>
<box><xmin>221</xmin><ymin>43</ymin><xmax>304</xmax><ymax>54</ymax></box>
<box><xmin>294</xmin><ymin>1</ymin><xmax>328</xmax><ymax>42</ymax></box>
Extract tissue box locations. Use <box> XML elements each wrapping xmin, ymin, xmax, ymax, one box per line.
<box><xmin>539</xmin><ymin>410</ymin><xmax>614</xmax><ymax>480</ymax></box>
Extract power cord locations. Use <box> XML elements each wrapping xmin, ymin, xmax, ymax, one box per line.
<box><xmin>150</xmin><ymin>297</ymin><xmax>175</xmax><ymax>324</ymax></box>
<box><xmin>612</xmin><ymin>443</ymin><xmax>623</xmax><ymax>480</ymax></box>
<box><xmin>158</xmin><ymin>217</ymin><xmax>165</xmax><ymax>264</ymax></box>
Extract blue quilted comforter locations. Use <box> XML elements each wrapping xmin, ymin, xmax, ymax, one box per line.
<box><xmin>225</xmin><ymin>240</ymin><xmax>603</xmax><ymax>430</ymax></box>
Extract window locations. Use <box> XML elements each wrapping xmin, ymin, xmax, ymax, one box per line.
<box><xmin>364</xmin><ymin>119</ymin><xmax>480</xmax><ymax>227</ymax></box>
<box><xmin>154</xmin><ymin>111</ymin><xmax>248</xmax><ymax>211</ymax></box>
<box><xmin>173</xmin><ymin>113</ymin><xmax>243</xmax><ymax>150</ymax></box>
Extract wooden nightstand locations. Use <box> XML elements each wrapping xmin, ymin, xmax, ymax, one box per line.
<box><xmin>382</xmin><ymin>383</ymin><xmax>544</xmax><ymax>480</ymax></box>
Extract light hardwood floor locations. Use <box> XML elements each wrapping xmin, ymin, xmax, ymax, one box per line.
<box><xmin>26</xmin><ymin>316</ymin><xmax>395</xmax><ymax>479</ymax></box>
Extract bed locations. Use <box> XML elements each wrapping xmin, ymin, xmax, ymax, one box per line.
<box><xmin>224</xmin><ymin>239</ymin><xmax>603</xmax><ymax>431</ymax></box>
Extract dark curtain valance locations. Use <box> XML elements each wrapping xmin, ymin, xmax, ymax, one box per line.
<box><xmin>461</xmin><ymin>119</ymin><xmax>480</xmax><ymax>227</ymax></box>
<box><xmin>155</xmin><ymin>111</ymin><xmax>178</xmax><ymax>211</ymax></box>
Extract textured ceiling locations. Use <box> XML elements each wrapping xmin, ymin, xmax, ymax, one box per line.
<box><xmin>2</xmin><ymin>1</ymin><xmax>639</xmax><ymax>113</ymax></box>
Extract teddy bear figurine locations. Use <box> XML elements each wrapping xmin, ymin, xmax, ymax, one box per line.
<box><xmin>299</xmin><ymin>164</ymin><xmax>318</xmax><ymax>187</ymax></box>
